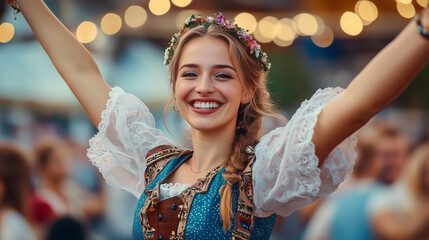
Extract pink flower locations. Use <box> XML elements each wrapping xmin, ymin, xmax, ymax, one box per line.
<box><xmin>225</xmin><ymin>20</ymin><xmax>234</xmax><ymax>29</ymax></box>
<box><xmin>243</xmin><ymin>35</ymin><xmax>252</xmax><ymax>42</ymax></box>
<box><xmin>246</xmin><ymin>40</ymin><xmax>260</xmax><ymax>54</ymax></box>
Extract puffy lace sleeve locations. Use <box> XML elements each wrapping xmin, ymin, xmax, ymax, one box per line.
<box><xmin>253</xmin><ymin>87</ymin><xmax>358</xmax><ymax>217</ymax></box>
<box><xmin>87</xmin><ymin>87</ymin><xmax>174</xmax><ymax>198</ymax></box>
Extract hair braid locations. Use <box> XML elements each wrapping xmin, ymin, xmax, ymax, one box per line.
<box><xmin>219</xmin><ymin>96</ymin><xmax>265</xmax><ymax>231</ymax></box>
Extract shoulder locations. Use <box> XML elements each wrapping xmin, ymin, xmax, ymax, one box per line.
<box><xmin>145</xmin><ymin>145</ymin><xmax>190</xmax><ymax>166</ymax></box>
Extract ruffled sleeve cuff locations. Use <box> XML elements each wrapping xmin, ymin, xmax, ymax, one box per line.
<box><xmin>253</xmin><ymin>87</ymin><xmax>358</xmax><ymax>217</ymax></box>
<box><xmin>87</xmin><ymin>87</ymin><xmax>173</xmax><ymax>198</ymax></box>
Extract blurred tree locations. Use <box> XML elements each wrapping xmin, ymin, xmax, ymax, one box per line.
<box><xmin>267</xmin><ymin>49</ymin><xmax>312</xmax><ymax>108</ymax></box>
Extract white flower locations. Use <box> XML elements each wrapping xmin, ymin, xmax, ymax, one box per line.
<box><xmin>255</xmin><ymin>49</ymin><xmax>260</xmax><ymax>58</ymax></box>
<box><xmin>267</xmin><ymin>62</ymin><xmax>271</xmax><ymax>69</ymax></box>
<box><xmin>261</xmin><ymin>52</ymin><xmax>267</xmax><ymax>62</ymax></box>
<box><xmin>185</xmin><ymin>16</ymin><xmax>192</xmax><ymax>25</ymax></box>
<box><xmin>237</xmin><ymin>29</ymin><xmax>246</xmax><ymax>36</ymax></box>
<box><xmin>174</xmin><ymin>33</ymin><xmax>180</xmax><ymax>39</ymax></box>
<box><xmin>164</xmin><ymin>48</ymin><xmax>171</xmax><ymax>65</ymax></box>
<box><xmin>207</xmin><ymin>16</ymin><xmax>214</xmax><ymax>23</ymax></box>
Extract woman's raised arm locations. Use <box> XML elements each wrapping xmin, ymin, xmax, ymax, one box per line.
<box><xmin>15</xmin><ymin>0</ymin><xmax>111</xmax><ymax>127</ymax></box>
<box><xmin>313</xmin><ymin>11</ymin><xmax>429</xmax><ymax>163</ymax></box>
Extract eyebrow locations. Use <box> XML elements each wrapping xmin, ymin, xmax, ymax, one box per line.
<box><xmin>179</xmin><ymin>64</ymin><xmax>236</xmax><ymax>72</ymax></box>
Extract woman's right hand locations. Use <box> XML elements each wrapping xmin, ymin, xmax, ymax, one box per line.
<box><xmin>12</xmin><ymin>0</ymin><xmax>111</xmax><ymax>128</ymax></box>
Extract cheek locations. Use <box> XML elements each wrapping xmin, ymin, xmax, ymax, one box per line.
<box><xmin>175</xmin><ymin>80</ymin><xmax>194</xmax><ymax>106</ymax></box>
<box><xmin>219</xmin><ymin>84</ymin><xmax>244</xmax><ymax>104</ymax></box>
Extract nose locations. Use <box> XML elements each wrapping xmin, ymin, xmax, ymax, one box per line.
<box><xmin>195</xmin><ymin>73</ymin><xmax>214</xmax><ymax>95</ymax></box>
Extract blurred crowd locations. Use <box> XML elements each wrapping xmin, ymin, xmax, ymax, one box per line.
<box><xmin>0</xmin><ymin>111</ymin><xmax>137</xmax><ymax>240</ymax></box>
<box><xmin>271</xmin><ymin>116</ymin><xmax>429</xmax><ymax>240</ymax></box>
<box><xmin>1</xmin><ymin>108</ymin><xmax>429</xmax><ymax>240</ymax></box>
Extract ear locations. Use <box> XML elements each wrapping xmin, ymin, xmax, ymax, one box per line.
<box><xmin>240</xmin><ymin>86</ymin><xmax>256</xmax><ymax>104</ymax></box>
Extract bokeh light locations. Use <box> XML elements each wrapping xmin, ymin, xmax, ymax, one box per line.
<box><xmin>417</xmin><ymin>0</ymin><xmax>429</xmax><ymax>7</ymax></box>
<box><xmin>273</xmin><ymin>38</ymin><xmax>294</xmax><ymax>47</ymax></box>
<box><xmin>101</xmin><ymin>13</ymin><xmax>122</xmax><ymax>35</ymax></box>
<box><xmin>396</xmin><ymin>2</ymin><xmax>416</xmax><ymax>19</ymax></box>
<box><xmin>253</xmin><ymin>23</ymin><xmax>272</xmax><ymax>43</ymax></box>
<box><xmin>294</xmin><ymin>13</ymin><xmax>319</xmax><ymax>36</ymax></box>
<box><xmin>396</xmin><ymin>0</ymin><xmax>412</xmax><ymax>4</ymax></box>
<box><xmin>355</xmin><ymin>0</ymin><xmax>378</xmax><ymax>26</ymax></box>
<box><xmin>124</xmin><ymin>5</ymin><xmax>148</xmax><ymax>28</ymax></box>
<box><xmin>148</xmin><ymin>0</ymin><xmax>171</xmax><ymax>16</ymax></box>
<box><xmin>257</xmin><ymin>16</ymin><xmax>278</xmax><ymax>40</ymax></box>
<box><xmin>311</xmin><ymin>25</ymin><xmax>334</xmax><ymax>48</ymax></box>
<box><xmin>171</xmin><ymin>0</ymin><xmax>192</xmax><ymax>8</ymax></box>
<box><xmin>76</xmin><ymin>21</ymin><xmax>98</xmax><ymax>44</ymax></box>
<box><xmin>0</xmin><ymin>23</ymin><xmax>14</xmax><ymax>43</ymax></box>
<box><xmin>340</xmin><ymin>11</ymin><xmax>363</xmax><ymax>36</ymax></box>
<box><xmin>234</xmin><ymin>12</ymin><xmax>257</xmax><ymax>34</ymax></box>
<box><xmin>274</xmin><ymin>18</ymin><xmax>297</xmax><ymax>41</ymax></box>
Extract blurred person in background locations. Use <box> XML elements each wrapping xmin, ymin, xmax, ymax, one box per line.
<box><xmin>370</xmin><ymin>142</ymin><xmax>429</xmax><ymax>240</ymax></box>
<box><xmin>33</xmin><ymin>137</ymin><xmax>104</xmax><ymax>239</ymax></box>
<box><xmin>371</xmin><ymin>123</ymin><xmax>410</xmax><ymax>185</ymax></box>
<box><xmin>7</xmin><ymin>0</ymin><xmax>429</xmax><ymax>239</ymax></box>
<box><xmin>0</xmin><ymin>145</ymin><xmax>38</xmax><ymax>240</ymax></box>
<box><xmin>34</xmin><ymin>138</ymin><xmax>83</xmax><ymax>218</ymax></box>
<box><xmin>302</xmin><ymin>133</ymin><xmax>383</xmax><ymax>240</ymax></box>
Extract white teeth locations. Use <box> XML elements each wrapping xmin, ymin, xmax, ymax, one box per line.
<box><xmin>192</xmin><ymin>101</ymin><xmax>220</xmax><ymax>110</ymax></box>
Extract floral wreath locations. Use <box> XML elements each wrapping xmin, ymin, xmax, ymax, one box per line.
<box><xmin>164</xmin><ymin>13</ymin><xmax>271</xmax><ymax>72</ymax></box>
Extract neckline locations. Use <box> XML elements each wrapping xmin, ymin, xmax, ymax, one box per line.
<box><xmin>157</xmin><ymin>151</ymin><xmax>226</xmax><ymax>196</ymax></box>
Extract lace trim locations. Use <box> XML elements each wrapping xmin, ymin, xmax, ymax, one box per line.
<box><xmin>159</xmin><ymin>183</ymin><xmax>191</xmax><ymax>200</ymax></box>
<box><xmin>296</xmin><ymin>87</ymin><xmax>346</xmax><ymax>197</ymax></box>
<box><xmin>86</xmin><ymin>87</ymin><xmax>124</xmax><ymax>188</ymax></box>
<box><xmin>288</xmin><ymin>87</ymin><xmax>344</xmax><ymax>197</ymax></box>
<box><xmin>254</xmin><ymin>87</ymin><xmax>357</xmax><ymax>216</ymax></box>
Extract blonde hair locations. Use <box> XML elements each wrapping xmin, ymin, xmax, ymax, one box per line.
<box><xmin>165</xmin><ymin>25</ymin><xmax>284</xmax><ymax>230</ymax></box>
<box><xmin>403</xmin><ymin>142</ymin><xmax>429</xmax><ymax>200</ymax></box>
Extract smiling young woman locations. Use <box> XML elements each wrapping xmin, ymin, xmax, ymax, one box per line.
<box><xmin>8</xmin><ymin>0</ymin><xmax>429</xmax><ymax>239</ymax></box>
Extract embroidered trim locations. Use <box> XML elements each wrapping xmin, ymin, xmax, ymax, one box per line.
<box><xmin>232</xmin><ymin>155</ymin><xmax>256</xmax><ymax>239</ymax></box>
<box><xmin>144</xmin><ymin>145</ymin><xmax>185</xmax><ymax>187</ymax></box>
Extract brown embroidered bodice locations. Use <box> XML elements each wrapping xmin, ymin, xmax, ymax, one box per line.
<box><xmin>139</xmin><ymin>145</ymin><xmax>257</xmax><ymax>240</ymax></box>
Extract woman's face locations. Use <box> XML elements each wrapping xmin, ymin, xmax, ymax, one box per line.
<box><xmin>175</xmin><ymin>36</ymin><xmax>250</xmax><ymax>133</ymax></box>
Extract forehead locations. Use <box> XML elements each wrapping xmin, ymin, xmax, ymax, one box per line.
<box><xmin>178</xmin><ymin>36</ymin><xmax>234</xmax><ymax>68</ymax></box>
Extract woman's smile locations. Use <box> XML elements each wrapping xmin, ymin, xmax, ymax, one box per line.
<box><xmin>189</xmin><ymin>98</ymin><xmax>224</xmax><ymax>114</ymax></box>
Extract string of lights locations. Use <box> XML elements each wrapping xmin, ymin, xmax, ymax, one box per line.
<box><xmin>0</xmin><ymin>0</ymin><xmax>428</xmax><ymax>47</ymax></box>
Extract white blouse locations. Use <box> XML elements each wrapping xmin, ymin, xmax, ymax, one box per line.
<box><xmin>87</xmin><ymin>86</ymin><xmax>357</xmax><ymax>218</ymax></box>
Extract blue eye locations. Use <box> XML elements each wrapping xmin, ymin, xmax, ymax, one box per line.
<box><xmin>217</xmin><ymin>73</ymin><xmax>232</xmax><ymax>79</ymax></box>
<box><xmin>183</xmin><ymin>72</ymin><xmax>197</xmax><ymax>77</ymax></box>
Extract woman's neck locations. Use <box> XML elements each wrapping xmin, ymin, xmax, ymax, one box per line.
<box><xmin>190</xmin><ymin>125</ymin><xmax>235</xmax><ymax>172</ymax></box>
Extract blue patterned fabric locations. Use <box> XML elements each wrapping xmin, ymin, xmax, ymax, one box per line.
<box><xmin>132</xmin><ymin>154</ymin><xmax>276</xmax><ymax>240</ymax></box>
